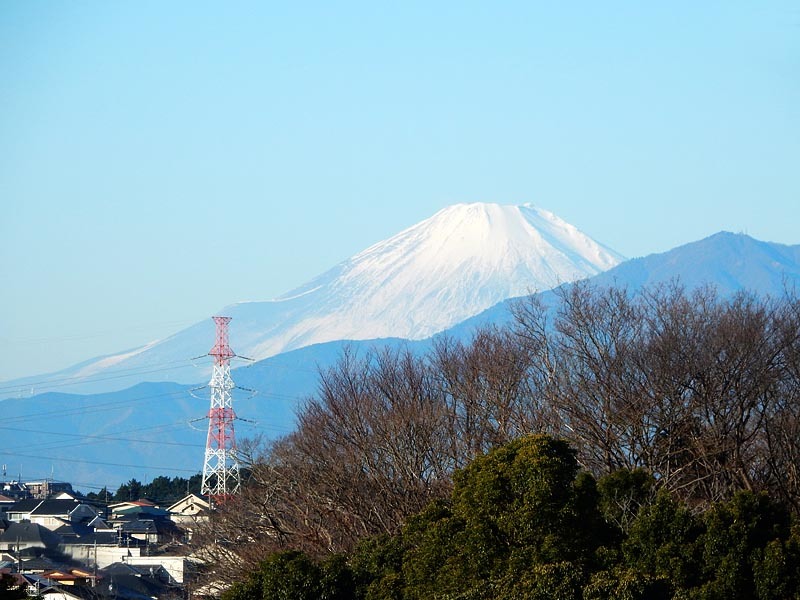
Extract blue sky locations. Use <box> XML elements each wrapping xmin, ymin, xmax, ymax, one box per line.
<box><xmin>1</xmin><ymin>1</ymin><xmax>798</xmax><ymax>381</ymax></box>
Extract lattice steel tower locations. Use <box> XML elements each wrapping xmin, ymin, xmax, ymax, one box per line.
<box><xmin>201</xmin><ymin>316</ymin><xmax>241</xmax><ymax>503</ymax></box>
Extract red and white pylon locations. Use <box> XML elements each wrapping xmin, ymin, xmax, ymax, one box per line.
<box><xmin>200</xmin><ymin>316</ymin><xmax>241</xmax><ymax>503</ymax></box>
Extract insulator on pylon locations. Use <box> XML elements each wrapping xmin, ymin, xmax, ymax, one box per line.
<box><xmin>200</xmin><ymin>316</ymin><xmax>241</xmax><ymax>505</ymax></box>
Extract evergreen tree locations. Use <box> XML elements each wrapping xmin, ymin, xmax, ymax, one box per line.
<box><xmin>401</xmin><ymin>435</ymin><xmax>610</xmax><ymax>599</ymax></box>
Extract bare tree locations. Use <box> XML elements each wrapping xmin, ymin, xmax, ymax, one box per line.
<box><xmin>762</xmin><ymin>292</ymin><xmax>800</xmax><ymax>511</ymax></box>
<box><xmin>193</xmin><ymin>281</ymin><xmax>800</xmax><ymax>586</ymax></box>
<box><xmin>512</xmin><ymin>281</ymin><xmax>800</xmax><ymax>509</ymax></box>
<box><xmin>432</xmin><ymin>326</ymin><xmax>552</xmax><ymax>468</ymax></box>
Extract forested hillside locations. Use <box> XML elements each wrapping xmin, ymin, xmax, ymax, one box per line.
<box><xmin>191</xmin><ymin>282</ymin><xmax>800</xmax><ymax>598</ymax></box>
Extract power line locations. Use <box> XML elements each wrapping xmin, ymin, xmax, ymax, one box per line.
<box><xmin>0</xmin><ymin>398</ymin><xmax>292</xmax><ymax>461</ymax></box>
<box><xmin>1</xmin><ymin>388</ymin><xmax>190</xmax><ymax>424</ymax></box>
<box><xmin>1</xmin><ymin>384</ymin><xmax>301</xmax><ymax>426</ymax></box>
<box><xmin>0</xmin><ymin>424</ymin><xmax>202</xmax><ymax>449</ymax></box>
<box><xmin>0</xmin><ymin>360</ymin><xmax>200</xmax><ymax>394</ymax></box>
<box><xmin>0</xmin><ymin>354</ymin><xmax>321</xmax><ymax>395</ymax></box>
<box><xmin>0</xmin><ymin>417</ymin><xmax>280</xmax><ymax>455</ymax></box>
<box><xmin>7</xmin><ymin>451</ymin><xmax>200</xmax><ymax>474</ymax></box>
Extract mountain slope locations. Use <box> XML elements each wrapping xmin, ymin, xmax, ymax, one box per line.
<box><xmin>448</xmin><ymin>231</ymin><xmax>800</xmax><ymax>336</ymax></box>
<box><xmin>2</xmin><ymin>203</ymin><xmax>623</xmax><ymax>395</ymax></box>
<box><xmin>593</xmin><ymin>231</ymin><xmax>800</xmax><ymax>292</ymax></box>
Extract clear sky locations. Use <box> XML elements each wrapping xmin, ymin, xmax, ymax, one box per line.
<box><xmin>1</xmin><ymin>1</ymin><xmax>798</xmax><ymax>382</ymax></box>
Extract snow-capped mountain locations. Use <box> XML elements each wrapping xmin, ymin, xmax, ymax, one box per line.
<box><xmin>241</xmin><ymin>202</ymin><xmax>622</xmax><ymax>355</ymax></box>
<box><xmin>3</xmin><ymin>203</ymin><xmax>623</xmax><ymax>394</ymax></box>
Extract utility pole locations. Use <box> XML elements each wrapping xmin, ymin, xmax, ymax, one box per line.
<box><xmin>200</xmin><ymin>316</ymin><xmax>241</xmax><ymax>505</ymax></box>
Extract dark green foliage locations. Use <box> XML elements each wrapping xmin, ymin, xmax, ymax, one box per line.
<box><xmin>622</xmin><ymin>490</ymin><xmax>703</xmax><ymax>590</ymax></box>
<box><xmin>84</xmin><ymin>485</ymin><xmax>111</xmax><ymax>502</ymax></box>
<box><xmin>112</xmin><ymin>473</ymin><xmax>201</xmax><ymax>503</ymax></box>
<box><xmin>143</xmin><ymin>474</ymin><xmax>200</xmax><ymax>503</ymax></box>
<box><xmin>401</xmin><ymin>435</ymin><xmax>609</xmax><ymax>599</ymax></box>
<box><xmin>319</xmin><ymin>554</ymin><xmax>357</xmax><ymax>600</ymax></box>
<box><xmin>449</xmin><ymin>435</ymin><xmax>604</xmax><ymax>564</ymax></box>
<box><xmin>222</xmin><ymin>574</ymin><xmax>261</xmax><ymax>600</ymax></box>
<box><xmin>220</xmin><ymin>551</ymin><xmax>355</xmax><ymax>600</ymax></box>
<box><xmin>752</xmin><ymin>532</ymin><xmax>800</xmax><ymax>600</ymax></box>
<box><xmin>114</xmin><ymin>478</ymin><xmax>143</xmax><ymax>501</ymax></box>
<box><xmin>401</xmin><ymin>499</ymin><xmax>467</xmax><ymax>598</ymax></box>
<box><xmin>618</xmin><ymin>490</ymin><xmax>800</xmax><ymax>600</ymax></box>
<box><xmin>351</xmin><ymin>534</ymin><xmax>405</xmax><ymax>600</ymax></box>
<box><xmin>260</xmin><ymin>551</ymin><xmax>324</xmax><ymax>600</ymax></box>
<box><xmin>583</xmin><ymin>567</ymin><xmax>671</xmax><ymax>600</ymax></box>
<box><xmin>494</xmin><ymin>561</ymin><xmax>584</xmax><ymax>600</ymax></box>
<box><xmin>694</xmin><ymin>491</ymin><xmax>796</xmax><ymax>600</ymax></box>
<box><xmin>597</xmin><ymin>469</ymin><xmax>656</xmax><ymax>534</ymax></box>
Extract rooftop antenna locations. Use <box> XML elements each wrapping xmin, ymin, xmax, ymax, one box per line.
<box><xmin>200</xmin><ymin>316</ymin><xmax>242</xmax><ymax>505</ymax></box>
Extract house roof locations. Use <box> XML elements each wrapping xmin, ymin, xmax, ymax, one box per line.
<box><xmin>0</xmin><ymin>521</ymin><xmax>62</xmax><ymax>547</ymax></box>
<box><xmin>117</xmin><ymin>519</ymin><xmax>157</xmax><ymax>534</ymax></box>
<box><xmin>111</xmin><ymin>504</ymin><xmax>169</xmax><ymax>518</ymax></box>
<box><xmin>30</xmin><ymin>499</ymin><xmax>86</xmax><ymax>516</ymax></box>
<box><xmin>42</xmin><ymin>569</ymin><xmax>81</xmax><ymax>582</ymax></box>
<box><xmin>87</xmin><ymin>516</ymin><xmax>110</xmax><ymax>529</ymax></box>
<box><xmin>7</xmin><ymin>498</ymin><xmax>42</xmax><ymax>513</ymax></box>
<box><xmin>16</xmin><ymin>572</ymin><xmax>60</xmax><ymax>587</ymax></box>
<box><xmin>167</xmin><ymin>493</ymin><xmax>209</xmax><ymax>512</ymax></box>
<box><xmin>99</xmin><ymin>562</ymin><xmax>179</xmax><ymax>598</ymax></box>
<box><xmin>51</xmin><ymin>491</ymin><xmax>81</xmax><ymax>500</ymax></box>
<box><xmin>116</xmin><ymin>516</ymin><xmax>180</xmax><ymax>536</ymax></box>
<box><xmin>50</xmin><ymin>520</ymin><xmax>118</xmax><ymax>546</ymax></box>
<box><xmin>40</xmin><ymin>584</ymin><xmax>101</xmax><ymax>600</ymax></box>
<box><xmin>98</xmin><ymin>573</ymin><xmax>174</xmax><ymax>600</ymax></box>
<box><xmin>19</xmin><ymin>555</ymin><xmax>62</xmax><ymax>571</ymax></box>
<box><xmin>63</xmin><ymin>531</ymin><xmax>119</xmax><ymax>547</ymax></box>
<box><xmin>53</xmin><ymin>522</ymin><xmax>85</xmax><ymax>538</ymax></box>
<box><xmin>108</xmin><ymin>500</ymin><xmax>157</xmax><ymax>510</ymax></box>
<box><xmin>102</xmin><ymin>562</ymin><xmax>143</xmax><ymax>577</ymax></box>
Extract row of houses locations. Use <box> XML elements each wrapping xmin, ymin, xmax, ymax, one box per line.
<box><xmin>1</xmin><ymin>480</ymin><xmax>75</xmax><ymax>501</ymax></box>
<box><xmin>0</xmin><ymin>485</ymin><xmax>211</xmax><ymax>599</ymax></box>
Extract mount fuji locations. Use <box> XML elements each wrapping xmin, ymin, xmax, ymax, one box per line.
<box><xmin>5</xmin><ymin>203</ymin><xmax>624</xmax><ymax>395</ymax></box>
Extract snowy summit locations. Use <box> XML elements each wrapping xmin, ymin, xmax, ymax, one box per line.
<box><xmin>254</xmin><ymin>202</ymin><xmax>623</xmax><ymax>353</ymax></box>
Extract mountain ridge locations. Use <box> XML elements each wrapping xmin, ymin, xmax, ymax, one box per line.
<box><xmin>446</xmin><ymin>231</ymin><xmax>800</xmax><ymax>336</ymax></box>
